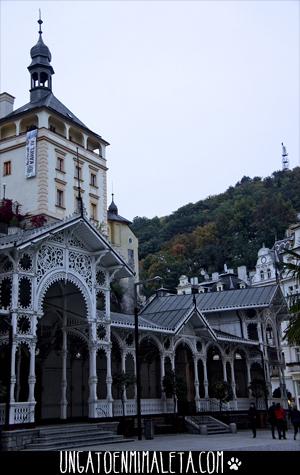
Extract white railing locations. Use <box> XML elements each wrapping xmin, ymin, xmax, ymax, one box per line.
<box><xmin>0</xmin><ymin>403</ymin><xmax>5</xmax><ymax>425</ymax></box>
<box><xmin>126</xmin><ymin>400</ymin><xmax>136</xmax><ymax>415</ymax></box>
<box><xmin>166</xmin><ymin>398</ymin><xmax>175</xmax><ymax>413</ymax></box>
<box><xmin>96</xmin><ymin>400</ymin><xmax>110</xmax><ymax>418</ymax></box>
<box><xmin>236</xmin><ymin>398</ymin><xmax>251</xmax><ymax>410</ymax></box>
<box><xmin>141</xmin><ymin>399</ymin><xmax>164</xmax><ymax>414</ymax></box>
<box><xmin>112</xmin><ymin>400</ymin><xmax>124</xmax><ymax>417</ymax></box>
<box><xmin>11</xmin><ymin>402</ymin><xmax>35</xmax><ymax>423</ymax></box>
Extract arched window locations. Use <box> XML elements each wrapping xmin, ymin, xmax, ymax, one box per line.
<box><xmin>260</xmin><ymin>270</ymin><xmax>264</xmax><ymax>280</ymax></box>
<box><xmin>267</xmin><ymin>269</ymin><xmax>271</xmax><ymax>279</ymax></box>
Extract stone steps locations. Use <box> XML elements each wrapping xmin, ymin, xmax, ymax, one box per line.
<box><xmin>22</xmin><ymin>422</ymin><xmax>132</xmax><ymax>451</ymax></box>
<box><xmin>186</xmin><ymin>416</ymin><xmax>231</xmax><ymax>435</ymax></box>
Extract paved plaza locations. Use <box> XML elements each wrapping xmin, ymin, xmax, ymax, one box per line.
<box><xmin>76</xmin><ymin>430</ymin><xmax>300</xmax><ymax>452</ymax></box>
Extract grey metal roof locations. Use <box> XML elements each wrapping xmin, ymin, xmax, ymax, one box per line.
<box><xmin>110</xmin><ymin>312</ymin><xmax>168</xmax><ymax>332</ymax></box>
<box><xmin>139</xmin><ymin>286</ymin><xmax>280</xmax><ymax>332</ymax></box>
<box><xmin>107</xmin><ymin>211</ymin><xmax>131</xmax><ymax>225</ymax></box>
<box><xmin>214</xmin><ymin>329</ymin><xmax>257</xmax><ymax>345</ymax></box>
<box><xmin>194</xmin><ymin>285</ymin><xmax>278</xmax><ymax>311</ymax></box>
<box><xmin>4</xmin><ymin>92</ymin><xmax>86</xmax><ymax>127</ymax></box>
<box><xmin>1</xmin><ymin>92</ymin><xmax>108</xmax><ymax>143</ymax></box>
<box><xmin>110</xmin><ymin>310</ymin><xmax>258</xmax><ymax>345</ymax></box>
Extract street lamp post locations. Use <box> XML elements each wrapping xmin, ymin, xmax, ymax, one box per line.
<box><xmin>134</xmin><ymin>276</ymin><xmax>162</xmax><ymax>441</ymax></box>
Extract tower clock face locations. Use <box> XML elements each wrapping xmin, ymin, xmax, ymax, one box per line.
<box><xmin>261</xmin><ymin>256</ymin><xmax>267</xmax><ymax>264</ymax></box>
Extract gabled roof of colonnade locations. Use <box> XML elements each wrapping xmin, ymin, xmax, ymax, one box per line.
<box><xmin>0</xmin><ymin>213</ymin><xmax>134</xmax><ymax>280</ymax></box>
<box><xmin>114</xmin><ymin>284</ymin><xmax>287</xmax><ymax>344</ymax></box>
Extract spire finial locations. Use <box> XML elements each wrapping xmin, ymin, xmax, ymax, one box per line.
<box><xmin>38</xmin><ymin>9</ymin><xmax>43</xmax><ymax>36</ymax></box>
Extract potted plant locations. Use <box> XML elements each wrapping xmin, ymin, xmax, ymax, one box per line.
<box><xmin>8</xmin><ymin>215</ymin><xmax>22</xmax><ymax>234</ymax></box>
<box><xmin>113</xmin><ymin>370</ymin><xmax>136</xmax><ymax>417</ymax></box>
<box><xmin>30</xmin><ymin>214</ymin><xmax>47</xmax><ymax>228</ymax></box>
<box><xmin>210</xmin><ymin>380</ymin><xmax>234</xmax><ymax>412</ymax></box>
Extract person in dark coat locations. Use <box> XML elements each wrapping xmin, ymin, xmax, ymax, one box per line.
<box><xmin>274</xmin><ymin>403</ymin><xmax>287</xmax><ymax>440</ymax></box>
<box><xmin>248</xmin><ymin>403</ymin><xmax>257</xmax><ymax>438</ymax></box>
<box><xmin>290</xmin><ymin>406</ymin><xmax>300</xmax><ymax>440</ymax></box>
<box><xmin>268</xmin><ymin>402</ymin><xmax>277</xmax><ymax>439</ymax></box>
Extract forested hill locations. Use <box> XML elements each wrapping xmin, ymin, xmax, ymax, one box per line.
<box><xmin>131</xmin><ymin>168</ymin><xmax>300</xmax><ymax>290</ymax></box>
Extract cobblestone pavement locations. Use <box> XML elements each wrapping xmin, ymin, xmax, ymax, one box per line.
<box><xmin>76</xmin><ymin>429</ymin><xmax>300</xmax><ymax>452</ymax></box>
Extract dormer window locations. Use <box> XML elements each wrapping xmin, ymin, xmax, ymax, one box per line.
<box><xmin>217</xmin><ymin>284</ymin><xmax>223</xmax><ymax>292</ymax></box>
<box><xmin>260</xmin><ymin>270</ymin><xmax>265</xmax><ymax>280</ymax></box>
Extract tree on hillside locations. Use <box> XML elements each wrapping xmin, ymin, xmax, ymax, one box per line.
<box><xmin>132</xmin><ymin>168</ymin><xmax>300</xmax><ymax>287</ymax></box>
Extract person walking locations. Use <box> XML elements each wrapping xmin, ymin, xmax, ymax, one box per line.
<box><xmin>290</xmin><ymin>406</ymin><xmax>300</xmax><ymax>440</ymax></box>
<box><xmin>248</xmin><ymin>402</ymin><xmax>257</xmax><ymax>438</ymax></box>
<box><xmin>268</xmin><ymin>402</ymin><xmax>277</xmax><ymax>439</ymax></box>
<box><xmin>274</xmin><ymin>403</ymin><xmax>287</xmax><ymax>440</ymax></box>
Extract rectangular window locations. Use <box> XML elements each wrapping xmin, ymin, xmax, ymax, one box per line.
<box><xmin>56</xmin><ymin>189</ymin><xmax>64</xmax><ymax>208</ymax></box>
<box><xmin>296</xmin><ymin>348</ymin><xmax>300</xmax><ymax>363</ymax></box>
<box><xmin>90</xmin><ymin>202</ymin><xmax>97</xmax><ymax>220</ymax></box>
<box><xmin>75</xmin><ymin>165</ymin><xmax>82</xmax><ymax>180</ymax></box>
<box><xmin>3</xmin><ymin>161</ymin><xmax>11</xmax><ymax>176</ymax></box>
<box><xmin>90</xmin><ymin>173</ymin><xmax>97</xmax><ymax>187</ymax></box>
<box><xmin>56</xmin><ymin>157</ymin><xmax>64</xmax><ymax>172</ymax></box>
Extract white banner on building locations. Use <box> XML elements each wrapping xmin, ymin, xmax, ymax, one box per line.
<box><xmin>25</xmin><ymin>129</ymin><xmax>38</xmax><ymax>178</ymax></box>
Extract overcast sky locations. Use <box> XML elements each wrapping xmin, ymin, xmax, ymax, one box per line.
<box><xmin>1</xmin><ymin>1</ymin><xmax>299</xmax><ymax>220</ymax></box>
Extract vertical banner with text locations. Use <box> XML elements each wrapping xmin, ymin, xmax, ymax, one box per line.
<box><xmin>25</xmin><ymin>129</ymin><xmax>37</xmax><ymax>178</ymax></box>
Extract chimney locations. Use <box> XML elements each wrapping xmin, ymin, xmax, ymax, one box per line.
<box><xmin>156</xmin><ymin>287</ymin><xmax>171</xmax><ymax>297</ymax></box>
<box><xmin>0</xmin><ymin>92</ymin><xmax>15</xmax><ymax>118</ymax></box>
<box><xmin>212</xmin><ymin>272</ymin><xmax>219</xmax><ymax>281</ymax></box>
<box><xmin>237</xmin><ymin>265</ymin><xmax>248</xmax><ymax>282</ymax></box>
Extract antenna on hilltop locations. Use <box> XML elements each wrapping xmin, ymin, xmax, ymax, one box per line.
<box><xmin>281</xmin><ymin>142</ymin><xmax>289</xmax><ymax>171</ymax></box>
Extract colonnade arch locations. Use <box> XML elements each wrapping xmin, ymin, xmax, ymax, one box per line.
<box><xmin>139</xmin><ymin>337</ymin><xmax>161</xmax><ymax>399</ymax></box>
<box><xmin>36</xmin><ymin>278</ymin><xmax>90</xmax><ymax>420</ymax></box>
<box><xmin>207</xmin><ymin>346</ymin><xmax>223</xmax><ymax>397</ymax></box>
<box><xmin>175</xmin><ymin>342</ymin><xmax>195</xmax><ymax>411</ymax></box>
<box><xmin>234</xmin><ymin>350</ymin><xmax>248</xmax><ymax>397</ymax></box>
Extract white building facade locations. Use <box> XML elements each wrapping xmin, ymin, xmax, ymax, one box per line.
<box><xmin>0</xmin><ymin>20</ymin><xmax>290</xmax><ymax>452</ymax></box>
<box><xmin>0</xmin><ymin>23</ymin><xmax>108</xmax><ymax>227</ymax></box>
<box><xmin>176</xmin><ymin>222</ymin><xmax>300</xmax><ymax>409</ymax></box>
